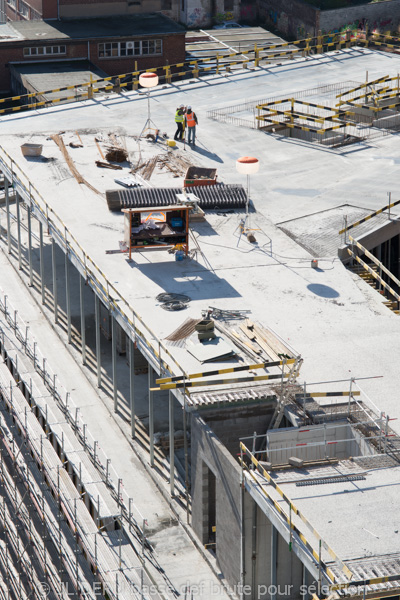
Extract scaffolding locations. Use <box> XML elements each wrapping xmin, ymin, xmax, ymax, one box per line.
<box><xmin>0</xmin><ymin>293</ymin><xmax>164</xmax><ymax>600</ymax></box>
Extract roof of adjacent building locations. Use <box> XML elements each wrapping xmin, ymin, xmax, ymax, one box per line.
<box><xmin>6</xmin><ymin>13</ymin><xmax>185</xmax><ymax>43</ymax></box>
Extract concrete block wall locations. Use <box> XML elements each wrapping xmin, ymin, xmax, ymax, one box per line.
<box><xmin>319</xmin><ymin>1</ymin><xmax>400</xmax><ymax>36</ymax></box>
<box><xmin>266</xmin><ymin>422</ymin><xmax>365</xmax><ymax>464</ymax></box>
<box><xmin>191</xmin><ymin>413</ymin><xmax>242</xmax><ymax>591</ymax></box>
<box><xmin>259</xmin><ymin>0</ymin><xmax>400</xmax><ymax>41</ymax></box>
<box><xmin>201</xmin><ymin>400</ymin><xmax>277</xmax><ymax>458</ymax></box>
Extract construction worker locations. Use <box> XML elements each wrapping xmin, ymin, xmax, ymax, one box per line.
<box><xmin>185</xmin><ymin>106</ymin><xmax>198</xmax><ymax>145</ymax></box>
<box><xmin>174</xmin><ymin>104</ymin><xmax>186</xmax><ymax>141</ymax></box>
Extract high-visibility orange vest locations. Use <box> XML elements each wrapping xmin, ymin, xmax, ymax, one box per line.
<box><xmin>186</xmin><ymin>112</ymin><xmax>196</xmax><ymax>127</ymax></box>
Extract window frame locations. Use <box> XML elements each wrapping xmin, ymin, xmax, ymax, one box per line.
<box><xmin>98</xmin><ymin>39</ymin><xmax>162</xmax><ymax>59</ymax></box>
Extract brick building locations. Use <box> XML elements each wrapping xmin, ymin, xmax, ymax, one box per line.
<box><xmin>0</xmin><ymin>13</ymin><xmax>185</xmax><ymax>93</ymax></box>
<box><xmin>5</xmin><ymin>0</ymin><xmax>178</xmax><ymax>22</ymax></box>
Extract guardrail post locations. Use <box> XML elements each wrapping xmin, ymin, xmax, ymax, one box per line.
<box><xmin>317</xmin><ymin>30</ymin><xmax>322</xmax><ymax>54</ymax></box>
<box><xmin>129</xmin><ymin>337</ymin><xmax>136</xmax><ymax>438</ymax></box>
<box><xmin>254</xmin><ymin>43</ymin><xmax>260</xmax><ymax>67</ymax></box>
<box><xmin>52</xmin><ymin>239</ymin><xmax>58</xmax><ymax>324</ymax></box>
<box><xmin>95</xmin><ymin>294</ymin><xmax>101</xmax><ymax>388</ymax></box>
<box><xmin>79</xmin><ymin>274</ymin><xmax>86</xmax><ymax>365</ymax></box>
<box><xmin>149</xmin><ymin>365</ymin><xmax>155</xmax><ymax>467</ymax></box>
<box><xmin>5</xmin><ymin>178</ymin><xmax>11</xmax><ymax>255</ymax></box>
<box><xmin>165</xmin><ymin>65</ymin><xmax>172</xmax><ymax>85</ymax></box>
<box><xmin>193</xmin><ymin>61</ymin><xmax>199</xmax><ymax>78</ymax></box>
<box><xmin>346</xmin><ymin>29</ymin><xmax>351</xmax><ymax>48</ymax></box>
<box><xmin>112</xmin><ymin>311</ymin><xmax>118</xmax><ymax>413</ymax></box>
<box><xmin>15</xmin><ymin>193</ymin><xmax>22</xmax><ymax>270</ymax></box>
<box><xmin>88</xmin><ymin>75</ymin><xmax>94</xmax><ymax>99</ymax></box>
<box><xmin>169</xmin><ymin>390</ymin><xmax>175</xmax><ymax>496</ymax></box>
<box><xmin>39</xmin><ymin>222</ymin><xmax>45</xmax><ymax>305</ymax></box>
<box><xmin>133</xmin><ymin>63</ymin><xmax>139</xmax><ymax>90</ymax></box>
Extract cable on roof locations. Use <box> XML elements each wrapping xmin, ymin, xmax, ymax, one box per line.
<box><xmin>156</xmin><ymin>293</ymin><xmax>191</xmax><ymax>311</ymax></box>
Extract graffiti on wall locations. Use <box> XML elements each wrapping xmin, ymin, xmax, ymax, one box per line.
<box><xmin>187</xmin><ymin>7</ymin><xmax>209</xmax><ymax>27</ymax></box>
<box><xmin>214</xmin><ymin>10</ymin><xmax>234</xmax><ymax>22</ymax></box>
<box><xmin>240</xmin><ymin>3</ymin><xmax>257</xmax><ymax>21</ymax></box>
<box><xmin>323</xmin><ymin>15</ymin><xmax>393</xmax><ymax>40</ymax></box>
<box><xmin>267</xmin><ymin>9</ymin><xmax>289</xmax><ymax>34</ymax></box>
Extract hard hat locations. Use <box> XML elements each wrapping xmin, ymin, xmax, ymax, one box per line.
<box><xmin>187</xmin><ymin>106</ymin><xmax>192</xmax><ymax>111</ymax></box>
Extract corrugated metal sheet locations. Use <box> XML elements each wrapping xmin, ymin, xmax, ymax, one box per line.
<box><xmin>106</xmin><ymin>183</ymin><xmax>247</xmax><ymax>211</ymax></box>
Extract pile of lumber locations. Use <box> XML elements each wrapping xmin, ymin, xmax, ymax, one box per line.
<box><xmin>215</xmin><ymin>319</ymin><xmax>296</xmax><ymax>364</ymax></box>
<box><xmin>132</xmin><ymin>151</ymin><xmax>193</xmax><ymax>180</ymax></box>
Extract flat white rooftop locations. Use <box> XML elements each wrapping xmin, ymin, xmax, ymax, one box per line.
<box><xmin>2</xmin><ymin>46</ymin><xmax>400</xmax><ymax>432</ymax></box>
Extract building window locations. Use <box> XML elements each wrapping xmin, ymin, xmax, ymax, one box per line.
<box><xmin>7</xmin><ymin>0</ymin><xmax>17</xmax><ymax>8</ymax></box>
<box><xmin>23</xmin><ymin>45</ymin><xmax>67</xmax><ymax>57</ymax></box>
<box><xmin>18</xmin><ymin>0</ymin><xmax>30</xmax><ymax>17</ymax></box>
<box><xmin>98</xmin><ymin>40</ymin><xmax>162</xmax><ymax>59</ymax></box>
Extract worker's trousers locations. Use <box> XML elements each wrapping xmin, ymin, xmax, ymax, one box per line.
<box><xmin>188</xmin><ymin>126</ymin><xmax>196</xmax><ymax>144</ymax></box>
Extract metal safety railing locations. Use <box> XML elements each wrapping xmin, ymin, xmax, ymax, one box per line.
<box><xmin>0</xmin><ymin>144</ymin><xmax>186</xmax><ymax>384</ymax></box>
<box><xmin>0</xmin><ymin>28</ymin><xmax>378</xmax><ymax>118</ymax></box>
<box><xmin>0</xmin><ymin>290</ymin><xmax>146</xmax><ymax>535</ymax></box>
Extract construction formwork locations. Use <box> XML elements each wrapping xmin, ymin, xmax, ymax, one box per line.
<box><xmin>207</xmin><ymin>79</ymin><xmax>400</xmax><ymax>148</ymax></box>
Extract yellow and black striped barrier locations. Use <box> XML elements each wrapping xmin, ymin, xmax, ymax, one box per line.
<box><xmin>347</xmin><ymin>249</ymin><xmax>400</xmax><ymax>303</ymax></box>
<box><xmin>339</xmin><ymin>197</ymin><xmax>400</xmax><ymax>234</ymax></box>
<box><xmin>336</xmin><ymin>74</ymin><xmax>389</xmax><ymax>98</ymax></box>
<box><xmin>256</xmin><ymin>115</ymin><xmax>345</xmax><ymax>134</ymax></box>
<box><xmin>240</xmin><ymin>443</ymin><xmax>353</xmax><ymax>580</ymax></box>
<box><xmin>152</xmin><ymin>372</ymin><xmax>289</xmax><ymax>391</ymax></box>
<box><xmin>294</xmin><ymin>391</ymin><xmax>360</xmax><ymax>398</ymax></box>
<box><xmin>156</xmin><ymin>358</ymin><xmax>295</xmax><ymax>384</ymax></box>
<box><xmin>349</xmin><ymin>235</ymin><xmax>400</xmax><ymax>290</ymax></box>
<box><xmin>331</xmin><ymin>572</ymin><xmax>400</xmax><ymax>591</ymax></box>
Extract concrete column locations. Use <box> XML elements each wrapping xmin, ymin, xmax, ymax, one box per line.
<box><xmin>148</xmin><ymin>365</ymin><xmax>155</xmax><ymax>467</ymax></box>
<box><xmin>27</xmin><ymin>204</ymin><xmax>33</xmax><ymax>287</ymax></box>
<box><xmin>51</xmin><ymin>239</ymin><xmax>58</xmax><ymax>324</ymax></box>
<box><xmin>112</xmin><ymin>313</ymin><xmax>118</xmax><ymax>413</ymax></box>
<box><xmin>94</xmin><ymin>295</ymin><xmax>101</xmax><ymax>388</ymax></box>
<box><xmin>16</xmin><ymin>193</ymin><xmax>22</xmax><ymax>270</ymax></box>
<box><xmin>169</xmin><ymin>391</ymin><xmax>175</xmax><ymax>495</ymax></box>
<box><xmin>65</xmin><ymin>252</ymin><xmax>71</xmax><ymax>344</ymax></box>
<box><xmin>39</xmin><ymin>222</ymin><xmax>45</xmax><ymax>305</ymax></box>
<box><xmin>271</xmin><ymin>525</ymin><xmax>277</xmax><ymax>600</ymax></box>
<box><xmin>79</xmin><ymin>275</ymin><xmax>86</xmax><ymax>365</ymax></box>
<box><xmin>5</xmin><ymin>179</ymin><xmax>11</xmax><ymax>255</ymax></box>
<box><xmin>129</xmin><ymin>337</ymin><xmax>135</xmax><ymax>438</ymax></box>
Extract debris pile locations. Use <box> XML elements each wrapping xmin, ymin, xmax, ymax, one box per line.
<box><xmin>105</xmin><ymin>147</ymin><xmax>128</xmax><ymax>162</ymax></box>
<box><xmin>132</xmin><ymin>151</ymin><xmax>193</xmax><ymax>181</ymax></box>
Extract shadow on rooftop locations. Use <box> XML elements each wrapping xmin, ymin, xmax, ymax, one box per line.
<box><xmin>307</xmin><ymin>283</ymin><xmax>339</xmax><ymax>298</ymax></box>
<box><xmin>126</xmin><ymin>258</ymin><xmax>241</xmax><ymax>301</ymax></box>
